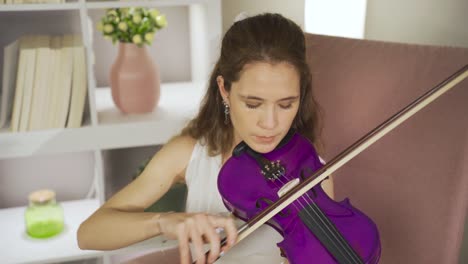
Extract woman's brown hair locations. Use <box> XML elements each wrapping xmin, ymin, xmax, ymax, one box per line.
<box><xmin>180</xmin><ymin>13</ymin><xmax>322</xmax><ymax>156</ymax></box>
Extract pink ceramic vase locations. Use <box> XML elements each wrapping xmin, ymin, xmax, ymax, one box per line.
<box><xmin>110</xmin><ymin>43</ymin><xmax>160</xmax><ymax>114</ymax></box>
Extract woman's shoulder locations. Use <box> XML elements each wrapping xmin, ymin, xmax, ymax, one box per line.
<box><xmin>166</xmin><ymin>134</ymin><xmax>198</xmax><ymax>150</ymax></box>
<box><xmin>158</xmin><ymin>135</ymin><xmax>198</xmax><ymax>182</ymax></box>
<box><xmin>160</xmin><ymin>135</ymin><xmax>198</xmax><ymax>163</ymax></box>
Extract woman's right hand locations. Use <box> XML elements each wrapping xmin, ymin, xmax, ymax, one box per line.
<box><xmin>158</xmin><ymin>212</ymin><xmax>238</xmax><ymax>264</ymax></box>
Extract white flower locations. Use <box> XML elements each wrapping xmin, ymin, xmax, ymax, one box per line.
<box><xmin>118</xmin><ymin>22</ymin><xmax>128</xmax><ymax>32</ymax></box>
<box><xmin>120</xmin><ymin>8</ymin><xmax>129</xmax><ymax>16</ymax></box>
<box><xmin>144</xmin><ymin>32</ymin><xmax>154</xmax><ymax>43</ymax></box>
<box><xmin>132</xmin><ymin>35</ymin><xmax>142</xmax><ymax>44</ymax></box>
<box><xmin>149</xmin><ymin>9</ymin><xmax>159</xmax><ymax>19</ymax></box>
<box><xmin>103</xmin><ymin>24</ymin><xmax>114</xmax><ymax>33</ymax></box>
<box><xmin>133</xmin><ymin>14</ymin><xmax>142</xmax><ymax>24</ymax></box>
<box><xmin>106</xmin><ymin>9</ymin><xmax>117</xmax><ymax>17</ymax></box>
<box><xmin>155</xmin><ymin>14</ymin><xmax>167</xmax><ymax>28</ymax></box>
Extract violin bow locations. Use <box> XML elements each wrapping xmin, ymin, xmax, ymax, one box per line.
<box><xmin>198</xmin><ymin>64</ymin><xmax>468</xmax><ymax>263</ymax></box>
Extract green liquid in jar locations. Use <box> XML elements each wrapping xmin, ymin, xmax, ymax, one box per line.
<box><xmin>25</xmin><ymin>200</ymin><xmax>64</xmax><ymax>239</ymax></box>
<box><xmin>26</xmin><ymin>220</ymin><xmax>64</xmax><ymax>238</ymax></box>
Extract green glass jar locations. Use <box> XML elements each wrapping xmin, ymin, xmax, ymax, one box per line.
<box><xmin>25</xmin><ymin>189</ymin><xmax>64</xmax><ymax>239</ymax></box>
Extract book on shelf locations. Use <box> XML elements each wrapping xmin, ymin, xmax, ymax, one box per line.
<box><xmin>54</xmin><ymin>34</ymin><xmax>74</xmax><ymax>128</ymax></box>
<box><xmin>3</xmin><ymin>34</ymin><xmax>87</xmax><ymax>133</ymax></box>
<box><xmin>0</xmin><ymin>38</ymin><xmax>19</xmax><ymax>129</ymax></box>
<box><xmin>47</xmin><ymin>35</ymin><xmax>63</xmax><ymax>129</ymax></box>
<box><xmin>67</xmin><ymin>35</ymin><xmax>87</xmax><ymax>129</ymax></box>
<box><xmin>17</xmin><ymin>35</ymin><xmax>38</xmax><ymax>132</ymax></box>
<box><xmin>28</xmin><ymin>35</ymin><xmax>51</xmax><ymax>131</ymax></box>
<box><xmin>9</xmin><ymin>36</ymin><xmax>34</xmax><ymax>132</ymax></box>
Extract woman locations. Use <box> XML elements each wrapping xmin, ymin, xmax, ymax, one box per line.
<box><xmin>78</xmin><ymin>13</ymin><xmax>334</xmax><ymax>264</ymax></box>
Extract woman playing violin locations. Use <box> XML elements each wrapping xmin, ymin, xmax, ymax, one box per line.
<box><xmin>78</xmin><ymin>13</ymin><xmax>334</xmax><ymax>264</ymax></box>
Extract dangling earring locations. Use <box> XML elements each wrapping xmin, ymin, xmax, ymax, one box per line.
<box><xmin>223</xmin><ymin>100</ymin><xmax>230</xmax><ymax>124</ymax></box>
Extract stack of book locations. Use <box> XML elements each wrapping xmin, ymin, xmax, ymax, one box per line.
<box><xmin>0</xmin><ymin>34</ymin><xmax>87</xmax><ymax>132</ymax></box>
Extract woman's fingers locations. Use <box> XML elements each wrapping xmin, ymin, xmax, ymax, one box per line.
<box><xmin>209</xmin><ymin>215</ymin><xmax>238</xmax><ymax>251</ymax></box>
<box><xmin>164</xmin><ymin>213</ymin><xmax>238</xmax><ymax>264</ymax></box>
<box><xmin>197</xmin><ymin>217</ymin><xmax>221</xmax><ymax>263</ymax></box>
<box><xmin>176</xmin><ymin>224</ymin><xmax>191</xmax><ymax>264</ymax></box>
<box><xmin>188</xmin><ymin>218</ymin><xmax>206</xmax><ymax>264</ymax></box>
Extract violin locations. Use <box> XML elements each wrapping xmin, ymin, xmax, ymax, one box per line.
<box><xmin>218</xmin><ymin>130</ymin><xmax>381</xmax><ymax>264</ymax></box>
<box><xmin>193</xmin><ymin>64</ymin><xmax>467</xmax><ymax>264</ymax></box>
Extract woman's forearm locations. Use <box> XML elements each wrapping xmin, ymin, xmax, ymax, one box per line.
<box><xmin>77</xmin><ymin>207</ymin><xmax>162</xmax><ymax>250</ymax></box>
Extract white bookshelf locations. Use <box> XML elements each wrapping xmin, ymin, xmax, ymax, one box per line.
<box><xmin>0</xmin><ymin>0</ymin><xmax>221</xmax><ymax>263</ymax></box>
<box><xmin>0</xmin><ymin>82</ymin><xmax>205</xmax><ymax>159</ymax></box>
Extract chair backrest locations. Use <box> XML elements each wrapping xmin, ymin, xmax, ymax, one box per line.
<box><xmin>305</xmin><ymin>33</ymin><xmax>468</xmax><ymax>264</ymax></box>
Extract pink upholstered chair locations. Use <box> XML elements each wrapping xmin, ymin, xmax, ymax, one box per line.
<box><xmin>306</xmin><ymin>33</ymin><xmax>468</xmax><ymax>264</ymax></box>
<box><xmin>113</xmin><ymin>34</ymin><xmax>468</xmax><ymax>264</ymax></box>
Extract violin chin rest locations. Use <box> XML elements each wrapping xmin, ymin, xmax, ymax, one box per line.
<box><xmin>233</xmin><ymin>141</ymin><xmax>248</xmax><ymax>157</ymax></box>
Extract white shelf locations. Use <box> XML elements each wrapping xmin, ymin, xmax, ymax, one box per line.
<box><xmin>94</xmin><ymin>81</ymin><xmax>206</xmax><ymax>147</ymax></box>
<box><xmin>0</xmin><ymin>2</ymin><xmax>81</xmax><ymax>12</ymax></box>
<box><xmin>0</xmin><ymin>198</ymin><xmax>179</xmax><ymax>264</ymax></box>
<box><xmin>0</xmin><ymin>126</ymin><xmax>91</xmax><ymax>159</ymax></box>
<box><xmin>0</xmin><ymin>81</ymin><xmax>205</xmax><ymax>159</ymax></box>
<box><xmin>85</xmin><ymin>0</ymin><xmax>209</xmax><ymax>9</ymax></box>
<box><xmin>0</xmin><ymin>199</ymin><xmax>100</xmax><ymax>264</ymax></box>
<box><xmin>0</xmin><ymin>0</ymin><xmax>210</xmax><ymax>12</ymax></box>
<box><xmin>96</xmin><ymin>81</ymin><xmax>205</xmax><ymax>125</ymax></box>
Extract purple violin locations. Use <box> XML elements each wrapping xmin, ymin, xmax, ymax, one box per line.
<box><xmin>217</xmin><ymin>130</ymin><xmax>381</xmax><ymax>264</ymax></box>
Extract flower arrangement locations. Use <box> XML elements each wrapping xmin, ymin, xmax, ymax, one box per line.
<box><xmin>97</xmin><ymin>7</ymin><xmax>167</xmax><ymax>47</ymax></box>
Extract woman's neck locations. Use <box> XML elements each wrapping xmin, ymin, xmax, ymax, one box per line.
<box><xmin>221</xmin><ymin>136</ymin><xmax>242</xmax><ymax>165</ymax></box>
<box><xmin>221</xmin><ymin>145</ymin><xmax>235</xmax><ymax>165</ymax></box>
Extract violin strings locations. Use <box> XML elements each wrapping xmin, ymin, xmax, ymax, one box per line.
<box><xmin>273</xmin><ymin>173</ymin><xmax>360</xmax><ymax>264</ymax></box>
<box><xmin>293</xmin><ymin>167</ymin><xmax>364</xmax><ymax>264</ymax></box>
<box><xmin>276</xmin><ymin>176</ymin><xmax>360</xmax><ymax>264</ymax></box>
<box><xmin>298</xmin><ymin>184</ymin><xmax>362</xmax><ymax>263</ymax></box>
<box><xmin>305</xmin><ymin>199</ymin><xmax>363</xmax><ymax>264</ymax></box>
<box><xmin>281</xmin><ymin>170</ymin><xmax>363</xmax><ymax>264</ymax></box>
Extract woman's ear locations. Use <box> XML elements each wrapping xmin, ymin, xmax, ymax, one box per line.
<box><xmin>217</xmin><ymin>75</ymin><xmax>230</xmax><ymax>103</ymax></box>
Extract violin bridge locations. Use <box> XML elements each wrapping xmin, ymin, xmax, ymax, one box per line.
<box><xmin>277</xmin><ymin>178</ymin><xmax>300</xmax><ymax>197</ymax></box>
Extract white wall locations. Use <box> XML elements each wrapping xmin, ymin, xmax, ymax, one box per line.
<box><xmin>0</xmin><ymin>152</ymin><xmax>95</xmax><ymax>207</ymax></box>
<box><xmin>365</xmin><ymin>0</ymin><xmax>468</xmax><ymax>48</ymax></box>
<box><xmin>304</xmin><ymin>0</ymin><xmax>367</xmax><ymax>39</ymax></box>
<box><xmin>221</xmin><ymin>0</ymin><xmax>304</xmax><ymax>33</ymax></box>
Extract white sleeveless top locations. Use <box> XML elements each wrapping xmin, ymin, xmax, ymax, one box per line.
<box><xmin>185</xmin><ymin>141</ymin><xmax>286</xmax><ymax>264</ymax></box>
